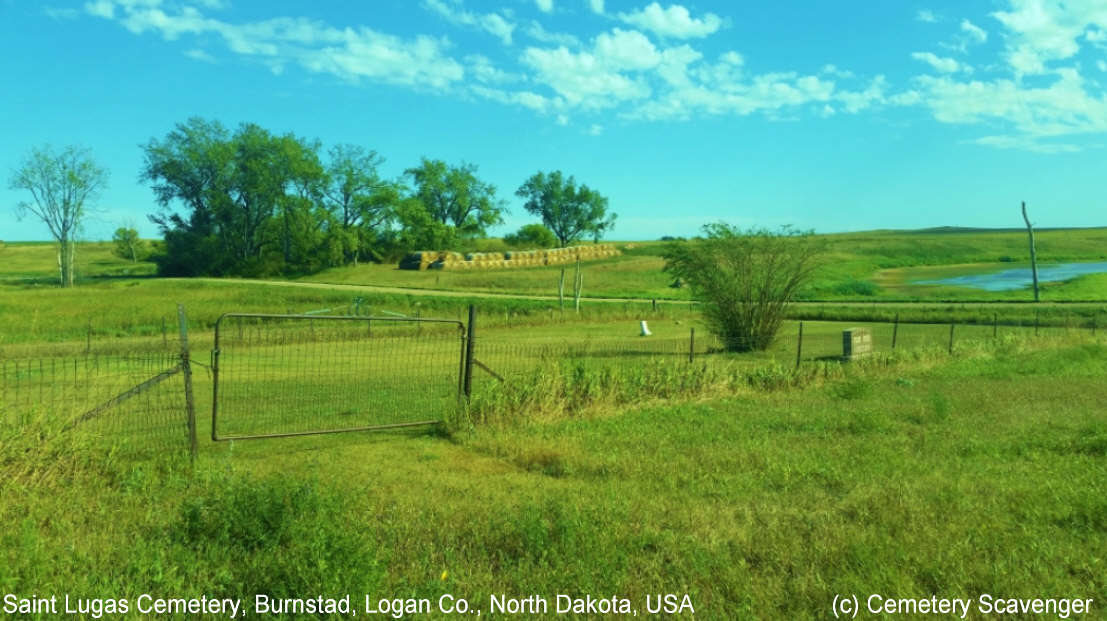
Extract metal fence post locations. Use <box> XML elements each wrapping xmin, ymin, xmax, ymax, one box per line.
<box><xmin>689</xmin><ymin>327</ymin><xmax>695</xmax><ymax>363</ymax></box>
<box><xmin>463</xmin><ymin>304</ymin><xmax>476</xmax><ymax>400</ymax></box>
<box><xmin>795</xmin><ymin>321</ymin><xmax>804</xmax><ymax>370</ymax></box>
<box><xmin>948</xmin><ymin>322</ymin><xmax>955</xmax><ymax>355</ymax></box>
<box><xmin>177</xmin><ymin>304</ymin><xmax>197</xmax><ymax>462</ymax></box>
<box><xmin>891</xmin><ymin>313</ymin><xmax>899</xmax><ymax>350</ymax></box>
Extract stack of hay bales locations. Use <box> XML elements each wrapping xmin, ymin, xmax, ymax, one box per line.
<box><xmin>399</xmin><ymin>250</ymin><xmax>444</xmax><ymax>270</ymax></box>
<box><xmin>399</xmin><ymin>244</ymin><xmax>621</xmax><ymax>270</ymax></box>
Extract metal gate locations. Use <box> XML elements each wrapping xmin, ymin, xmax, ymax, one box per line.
<box><xmin>211</xmin><ymin>313</ymin><xmax>465</xmax><ymax>441</ymax></box>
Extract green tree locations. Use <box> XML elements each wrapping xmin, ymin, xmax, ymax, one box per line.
<box><xmin>663</xmin><ymin>224</ymin><xmax>823</xmax><ymax>352</ymax></box>
<box><xmin>515</xmin><ymin>170</ymin><xmax>615</xmax><ymax>247</ymax></box>
<box><xmin>10</xmin><ymin>145</ymin><xmax>108</xmax><ymax>287</ymax></box>
<box><xmin>503</xmin><ymin>223</ymin><xmax>557</xmax><ymax>249</ymax></box>
<box><xmin>404</xmin><ymin>158</ymin><xmax>505</xmax><ymax>237</ymax></box>
<box><xmin>392</xmin><ymin>196</ymin><xmax>459</xmax><ymax>253</ymax></box>
<box><xmin>112</xmin><ymin>226</ymin><xmax>145</xmax><ymax>262</ymax></box>
<box><xmin>323</xmin><ymin>145</ymin><xmax>403</xmax><ymax>264</ymax></box>
<box><xmin>142</xmin><ymin>118</ymin><xmax>331</xmax><ymax>276</ymax></box>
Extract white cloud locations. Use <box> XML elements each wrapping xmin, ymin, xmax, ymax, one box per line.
<box><xmin>87</xmin><ymin>1</ymin><xmax>466</xmax><ymax>90</ymax></box>
<box><xmin>466</xmin><ymin>54</ymin><xmax>518</xmax><ymax>83</ymax></box>
<box><xmin>184</xmin><ymin>47</ymin><xmax>216</xmax><ymax>62</ymax></box>
<box><xmin>535</xmin><ymin>0</ymin><xmax>553</xmax><ymax>13</ymax></box>
<box><xmin>911</xmin><ymin>69</ymin><xmax>1107</xmax><ymax>146</ymax></box>
<box><xmin>423</xmin><ymin>0</ymin><xmax>516</xmax><ymax>45</ymax></box>
<box><xmin>84</xmin><ymin>0</ymin><xmax>115</xmax><ymax>18</ymax></box>
<box><xmin>911</xmin><ymin>51</ymin><xmax>968</xmax><ymax>73</ymax></box>
<box><xmin>1098</xmin><ymin>59</ymin><xmax>1107</xmax><ymax>71</ymax></box>
<box><xmin>587</xmin><ymin>124</ymin><xmax>603</xmax><ymax>135</ymax></box>
<box><xmin>594</xmin><ymin>28</ymin><xmax>660</xmax><ymax>69</ymax></box>
<box><xmin>960</xmin><ymin>19</ymin><xmax>987</xmax><ymax>43</ymax></box>
<box><xmin>991</xmin><ymin>0</ymin><xmax>1107</xmax><ymax>76</ymax></box>
<box><xmin>45</xmin><ymin>6</ymin><xmax>80</xmax><ymax>19</ymax></box>
<box><xmin>837</xmin><ymin>75</ymin><xmax>887</xmax><ymax>113</ymax></box>
<box><xmin>588</xmin><ymin>0</ymin><xmax>604</xmax><ymax>15</ymax></box>
<box><xmin>525</xmin><ymin>20</ymin><xmax>580</xmax><ymax>47</ymax></box>
<box><xmin>618</xmin><ymin>3</ymin><xmax>723</xmax><ymax>39</ymax></box>
<box><xmin>969</xmin><ymin>135</ymin><xmax>1080</xmax><ymax>153</ymax></box>
<box><xmin>917</xmin><ymin>10</ymin><xmax>937</xmax><ymax>23</ymax></box>
<box><xmin>821</xmin><ymin>64</ymin><xmax>854</xmax><ymax>78</ymax></box>
<box><xmin>472</xmin><ymin>85</ymin><xmax>562</xmax><ymax>113</ymax></box>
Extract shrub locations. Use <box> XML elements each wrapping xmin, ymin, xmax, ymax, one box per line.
<box><xmin>663</xmin><ymin>223</ymin><xmax>823</xmax><ymax>351</ymax></box>
<box><xmin>504</xmin><ymin>223</ymin><xmax>558</xmax><ymax>249</ymax></box>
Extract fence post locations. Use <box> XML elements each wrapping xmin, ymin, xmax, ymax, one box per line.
<box><xmin>948</xmin><ymin>322</ymin><xmax>955</xmax><ymax>355</ymax></box>
<box><xmin>652</xmin><ymin>298</ymin><xmax>657</xmax><ymax>313</ymax></box>
<box><xmin>891</xmin><ymin>313</ymin><xmax>899</xmax><ymax>350</ymax></box>
<box><xmin>993</xmin><ymin>312</ymin><xmax>998</xmax><ymax>339</ymax></box>
<box><xmin>177</xmin><ymin>304</ymin><xmax>197</xmax><ymax>463</ymax></box>
<box><xmin>463</xmin><ymin>304</ymin><xmax>476</xmax><ymax>400</ymax></box>
<box><xmin>795</xmin><ymin>321</ymin><xmax>804</xmax><ymax>370</ymax></box>
<box><xmin>689</xmin><ymin>327</ymin><xmax>695</xmax><ymax>363</ymax></box>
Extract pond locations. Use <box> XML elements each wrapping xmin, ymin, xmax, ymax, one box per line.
<box><xmin>918</xmin><ymin>262</ymin><xmax>1107</xmax><ymax>291</ymax></box>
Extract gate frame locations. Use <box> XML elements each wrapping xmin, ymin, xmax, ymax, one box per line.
<box><xmin>211</xmin><ymin>312</ymin><xmax>465</xmax><ymax>442</ymax></box>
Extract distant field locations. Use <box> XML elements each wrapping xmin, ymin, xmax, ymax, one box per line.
<box><xmin>0</xmin><ymin>240</ymin><xmax>156</xmax><ymax>283</ymax></box>
<box><xmin>5</xmin><ymin>227</ymin><xmax>1107</xmax><ymax>303</ymax></box>
<box><xmin>302</xmin><ymin>227</ymin><xmax>1107</xmax><ymax>301</ymax></box>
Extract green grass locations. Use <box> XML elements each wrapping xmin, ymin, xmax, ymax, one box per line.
<box><xmin>2</xmin><ymin>336</ymin><xmax>1104</xmax><ymax>619</ymax></box>
<box><xmin>308</xmin><ymin>228</ymin><xmax>1107</xmax><ymax>302</ymax></box>
<box><xmin>0</xmin><ymin>240</ymin><xmax>156</xmax><ymax>283</ymax></box>
<box><xmin>6</xmin><ymin>227</ymin><xmax>1107</xmax><ymax>306</ymax></box>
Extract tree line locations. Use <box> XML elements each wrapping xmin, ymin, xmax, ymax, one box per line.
<box><xmin>10</xmin><ymin>117</ymin><xmax>616</xmax><ymax>282</ymax></box>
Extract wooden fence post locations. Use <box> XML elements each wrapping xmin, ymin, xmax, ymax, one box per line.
<box><xmin>891</xmin><ymin>313</ymin><xmax>899</xmax><ymax>350</ymax></box>
<box><xmin>463</xmin><ymin>305</ymin><xmax>476</xmax><ymax>400</ymax></box>
<box><xmin>177</xmin><ymin>304</ymin><xmax>197</xmax><ymax>463</ymax></box>
<box><xmin>795</xmin><ymin>322</ymin><xmax>804</xmax><ymax>370</ymax></box>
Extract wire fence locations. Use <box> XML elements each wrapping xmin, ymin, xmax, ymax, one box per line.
<box><xmin>0</xmin><ymin>351</ymin><xmax>192</xmax><ymax>457</ymax></box>
<box><xmin>211</xmin><ymin>314</ymin><xmax>464</xmax><ymax>440</ymax></box>
<box><xmin>1</xmin><ymin>306</ymin><xmax>1102</xmax><ymax>460</ymax></box>
<box><xmin>466</xmin><ymin>316</ymin><xmax>1102</xmax><ymax>389</ymax></box>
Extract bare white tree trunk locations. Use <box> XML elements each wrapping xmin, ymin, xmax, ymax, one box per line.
<box><xmin>1021</xmin><ymin>201</ymin><xmax>1039</xmax><ymax>302</ymax></box>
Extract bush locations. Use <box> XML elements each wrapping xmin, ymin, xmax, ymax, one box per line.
<box><xmin>663</xmin><ymin>223</ymin><xmax>823</xmax><ymax>351</ymax></box>
<box><xmin>504</xmin><ymin>223</ymin><xmax>558</xmax><ymax>249</ymax></box>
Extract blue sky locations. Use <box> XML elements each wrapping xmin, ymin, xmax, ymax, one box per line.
<box><xmin>2</xmin><ymin>0</ymin><xmax>1106</xmax><ymax>241</ymax></box>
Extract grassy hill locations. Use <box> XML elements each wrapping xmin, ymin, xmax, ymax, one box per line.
<box><xmin>4</xmin><ymin>226</ymin><xmax>1107</xmax><ymax>306</ymax></box>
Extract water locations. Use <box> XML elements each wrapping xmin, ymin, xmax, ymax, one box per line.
<box><xmin>918</xmin><ymin>262</ymin><xmax>1107</xmax><ymax>291</ymax></box>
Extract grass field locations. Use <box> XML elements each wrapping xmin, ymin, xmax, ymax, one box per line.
<box><xmin>7</xmin><ymin>226</ymin><xmax>1107</xmax><ymax>306</ymax></box>
<box><xmin>2</xmin><ymin>230</ymin><xmax>1105</xmax><ymax>618</ymax></box>
<box><xmin>2</xmin><ymin>332</ymin><xmax>1104</xmax><ymax>618</ymax></box>
<box><xmin>300</xmin><ymin>227</ymin><xmax>1107</xmax><ymax>302</ymax></box>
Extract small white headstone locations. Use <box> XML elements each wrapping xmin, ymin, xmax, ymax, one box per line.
<box><xmin>639</xmin><ymin>320</ymin><xmax>652</xmax><ymax>336</ymax></box>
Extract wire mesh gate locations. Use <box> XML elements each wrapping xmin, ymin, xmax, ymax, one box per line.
<box><xmin>211</xmin><ymin>313</ymin><xmax>465</xmax><ymax>441</ymax></box>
